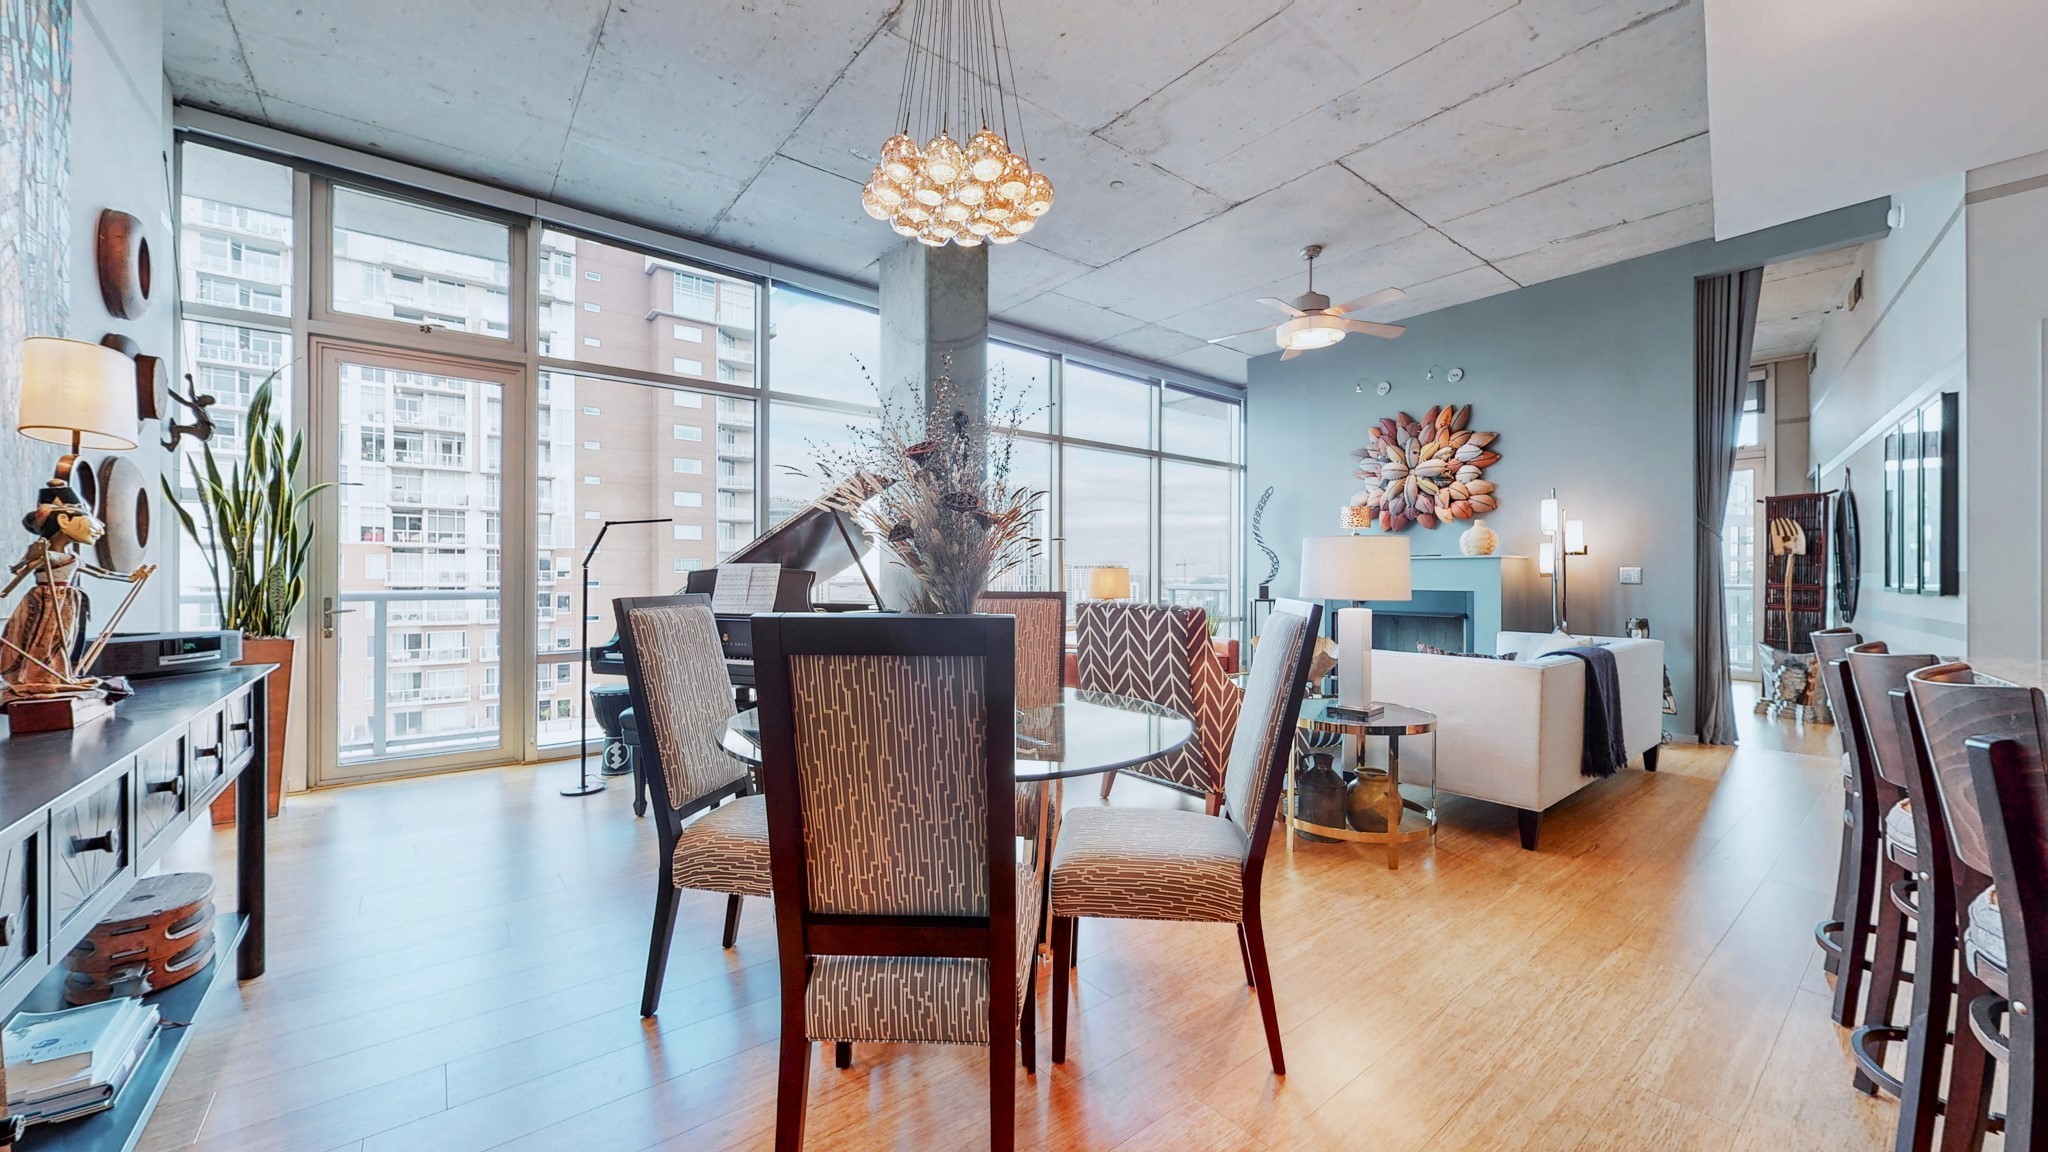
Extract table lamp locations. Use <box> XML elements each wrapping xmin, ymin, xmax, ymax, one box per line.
<box><xmin>19</xmin><ymin>337</ymin><xmax>139</xmax><ymax>491</ymax></box>
<box><xmin>1088</xmin><ymin>564</ymin><xmax>1131</xmax><ymax>601</ymax></box>
<box><xmin>1299</xmin><ymin>534</ymin><xmax>1410</xmax><ymax>707</ymax></box>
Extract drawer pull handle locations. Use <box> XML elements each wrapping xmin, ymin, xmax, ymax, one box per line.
<box><xmin>147</xmin><ymin>776</ymin><xmax>183</xmax><ymax>797</ymax></box>
<box><xmin>0</xmin><ymin>915</ymin><xmax>13</xmax><ymax>947</ymax></box>
<box><xmin>195</xmin><ymin>745</ymin><xmax>222</xmax><ymax>761</ymax></box>
<box><xmin>229</xmin><ymin>721</ymin><xmax>253</xmax><ymax>734</ymax></box>
<box><xmin>69</xmin><ymin>830</ymin><xmax>119</xmax><ymax>857</ymax></box>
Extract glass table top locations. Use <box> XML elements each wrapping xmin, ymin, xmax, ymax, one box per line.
<box><xmin>720</xmin><ymin>687</ymin><xmax>1193</xmax><ymax>780</ymax></box>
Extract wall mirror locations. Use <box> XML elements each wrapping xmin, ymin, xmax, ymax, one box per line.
<box><xmin>1881</xmin><ymin>391</ymin><xmax>1958</xmax><ymax>595</ymax></box>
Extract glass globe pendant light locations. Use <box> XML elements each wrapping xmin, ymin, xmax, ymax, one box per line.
<box><xmin>860</xmin><ymin>0</ymin><xmax>1052</xmax><ymax>249</ymax></box>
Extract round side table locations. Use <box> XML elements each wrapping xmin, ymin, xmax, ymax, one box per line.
<box><xmin>1287</xmin><ymin>699</ymin><xmax>1439</xmax><ymax>869</ymax></box>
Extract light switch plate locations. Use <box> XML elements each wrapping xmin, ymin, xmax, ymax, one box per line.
<box><xmin>1619</xmin><ymin>566</ymin><xmax>1643</xmax><ymax>585</ymax></box>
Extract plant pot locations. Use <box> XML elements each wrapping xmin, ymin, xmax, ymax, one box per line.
<box><xmin>211</xmin><ymin>635</ymin><xmax>293</xmax><ymax>825</ymax></box>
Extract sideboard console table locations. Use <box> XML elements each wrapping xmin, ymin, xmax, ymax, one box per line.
<box><xmin>0</xmin><ymin>666</ymin><xmax>270</xmax><ymax>1151</ymax></box>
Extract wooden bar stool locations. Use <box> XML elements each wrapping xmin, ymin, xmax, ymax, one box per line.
<box><xmin>1907</xmin><ymin>664</ymin><xmax>2046</xmax><ymax>1152</ymax></box>
<box><xmin>1842</xmin><ymin>644</ymin><xmax>1939</xmax><ymax>1126</ymax></box>
<box><xmin>1961</xmin><ymin>690</ymin><xmax>2048</xmax><ymax>1152</ymax></box>
<box><xmin>1811</xmin><ymin>627</ymin><xmax>1866</xmax><ymax>1020</ymax></box>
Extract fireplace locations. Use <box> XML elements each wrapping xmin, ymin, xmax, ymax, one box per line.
<box><xmin>1368</xmin><ymin>589</ymin><xmax>1475</xmax><ymax>652</ymax></box>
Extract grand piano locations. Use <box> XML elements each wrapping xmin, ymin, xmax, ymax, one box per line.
<box><xmin>587</xmin><ymin>475</ymin><xmax>884</xmax><ymax>697</ymax></box>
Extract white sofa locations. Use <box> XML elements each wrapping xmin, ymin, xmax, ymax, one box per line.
<box><xmin>1367</xmin><ymin>631</ymin><xmax>1666</xmax><ymax>849</ymax></box>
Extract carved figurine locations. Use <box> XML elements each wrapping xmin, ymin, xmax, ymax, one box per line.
<box><xmin>0</xmin><ymin>486</ymin><xmax>153</xmax><ymax>704</ymax></box>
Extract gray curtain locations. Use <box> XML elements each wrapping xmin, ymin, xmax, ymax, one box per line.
<box><xmin>1694</xmin><ymin>268</ymin><xmax>1765</xmax><ymax>745</ymax></box>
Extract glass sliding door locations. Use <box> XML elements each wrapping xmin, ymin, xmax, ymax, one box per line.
<box><xmin>310</xmin><ymin>342</ymin><xmax>527</xmax><ymax>783</ymax></box>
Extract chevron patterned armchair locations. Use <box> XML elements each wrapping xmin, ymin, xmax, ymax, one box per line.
<box><xmin>1074</xmin><ymin>600</ymin><xmax>1241</xmax><ymax>813</ymax></box>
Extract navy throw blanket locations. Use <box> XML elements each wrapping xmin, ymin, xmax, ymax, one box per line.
<box><xmin>1557</xmin><ymin>646</ymin><xmax>1627</xmax><ymax>778</ymax></box>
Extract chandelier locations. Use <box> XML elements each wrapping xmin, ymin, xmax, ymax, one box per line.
<box><xmin>860</xmin><ymin>0</ymin><xmax>1053</xmax><ymax>248</ymax></box>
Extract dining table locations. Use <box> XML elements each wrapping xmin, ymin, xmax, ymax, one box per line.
<box><xmin>717</xmin><ymin>686</ymin><xmax>1195</xmax><ymax>779</ymax></box>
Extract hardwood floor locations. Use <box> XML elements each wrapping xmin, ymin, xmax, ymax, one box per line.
<box><xmin>138</xmin><ymin>694</ymin><xmax>1922</xmax><ymax>1151</ymax></box>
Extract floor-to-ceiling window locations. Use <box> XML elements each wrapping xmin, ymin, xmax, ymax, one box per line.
<box><xmin>173</xmin><ymin>130</ymin><xmax>1244</xmax><ymax>776</ymax></box>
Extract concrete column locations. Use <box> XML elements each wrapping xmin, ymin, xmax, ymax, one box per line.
<box><xmin>874</xmin><ymin>241</ymin><xmax>989</xmax><ymax>608</ymax></box>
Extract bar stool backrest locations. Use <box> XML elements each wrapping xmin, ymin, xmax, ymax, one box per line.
<box><xmin>1847</xmin><ymin>641</ymin><xmax>1940</xmax><ymax>791</ymax></box>
<box><xmin>1909</xmin><ymin>663</ymin><xmax>2048</xmax><ymax>879</ymax></box>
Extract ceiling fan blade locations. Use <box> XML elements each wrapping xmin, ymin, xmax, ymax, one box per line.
<box><xmin>1207</xmin><ymin>322</ymin><xmax>1283</xmax><ymax>345</ymax></box>
<box><xmin>1330</xmin><ymin>286</ymin><xmax>1406</xmax><ymax>314</ymax></box>
<box><xmin>1256</xmin><ymin>296</ymin><xmax>1307</xmax><ymax>317</ymax></box>
<box><xmin>1279</xmin><ymin>348</ymin><xmax>1303</xmax><ymax>362</ymax></box>
<box><xmin>1339</xmin><ymin>318</ymin><xmax>1406</xmax><ymax>339</ymax></box>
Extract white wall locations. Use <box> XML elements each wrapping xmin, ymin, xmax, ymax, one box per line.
<box><xmin>1807</xmin><ymin>176</ymin><xmax>1968</xmax><ymax>658</ymax></box>
<box><xmin>1962</xmin><ymin>150</ymin><xmax>2048</xmax><ymax>664</ymax></box>
<box><xmin>65</xmin><ymin>0</ymin><xmax>176</xmax><ymax>629</ymax></box>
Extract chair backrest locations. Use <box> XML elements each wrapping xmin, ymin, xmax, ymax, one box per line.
<box><xmin>1964</xmin><ymin>699</ymin><xmax>2048</xmax><ymax>1064</ymax></box>
<box><xmin>975</xmin><ymin>590</ymin><xmax>1065</xmax><ymax>710</ymax></box>
<box><xmin>752</xmin><ymin>612</ymin><xmax>1016</xmax><ymax>945</ymax></box>
<box><xmin>1223</xmin><ymin>599</ymin><xmax>1321</xmax><ymax>857</ymax></box>
<box><xmin>1908</xmin><ymin>663</ymin><xmax>2048</xmax><ymax>879</ymax></box>
<box><xmin>1074</xmin><ymin>600</ymin><xmax>1238</xmax><ymax>796</ymax></box>
<box><xmin>1846</xmin><ymin>641</ymin><xmax>1940</xmax><ymax>789</ymax></box>
<box><xmin>1811</xmin><ymin>628</ymin><xmax>1860</xmax><ymax>730</ymax></box>
<box><xmin>613</xmin><ymin>595</ymin><xmax>745</xmax><ymax>837</ymax></box>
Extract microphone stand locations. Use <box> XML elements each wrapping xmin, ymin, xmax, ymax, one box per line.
<box><xmin>564</xmin><ymin>517</ymin><xmax>671</xmax><ymax>797</ymax></box>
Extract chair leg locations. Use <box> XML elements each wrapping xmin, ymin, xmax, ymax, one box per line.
<box><xmin>988</xmin><ymin>946</ymin><xmax>1017</xmax><ymax>1152</ymax></box>
<box><xmin>1828</xmin><ymin>802</ymin><xmax>1880</xmax><ymax>1026</ymax></box>
<box><xmin>1051</xmin><ymin>915</ymin><xmax>1073</xmax><ymax>1064</ymax></box>
<box><xmin>1939</xmin><ymin>968</ymin><xmax>1998</xmax><ymax>1152</ymax></box>
<box><xmin>2010</xmin><ymin>1003</ymin><xmax>2043</xmax><ymax>1152</ymax></box>
<box><xmin>1855</xmin><ymin>863</ymin><xmax>1912</xmax><ymax>1093</ymax></box>
<box><xmin>1517</xmin><ymin>809</ymin><xmax>1542</xmax><ymax>851</ymax></box>
<box><xmin>1020</xmin><ymin>958</ymin><xmax>1038</xmax><ymax>1075</ymax></box>
<box><xmin>1099</xmin><ymin>769</ymin><xmax>1118</xmax><ymax>800</ymax></box>
<box><xmin>1237</xmin><ymin>922</ymin><xmax>1256</xmax><ymax>987</ymax></box>
<box><xmin>631</xmin><ymin>747</ymin><xmax>648</xmax><ymax>818</ymax></box>
<box><xmin>640</xmin><ymin>880</ymin><xmax>682</xmax><ymax>1018</ymax></box>
<box><xmin>1893</xmin><ymin>877</ymin><xmax>1955</xmax><ymax>1152</ymax></box>
<box><xmin>834</xmin><ymin>1041</ymin><xmax>852</xmax><ymax>1069</ymax></box>
<box><xmin>1243</xmin><ymin>907</ymin><xmax>1285</xmax><ymax>1075</ymax></box>
<box><xmin>1069</xmin><ymin>917</ymin><xmax>1078</xmax><ymax>970</ymax></box>
<box><xmin>1643</xmin><ymin>744</ymin><xmax>1660</xmax><ymax>772</ymax></box>
<box><xmin>722</xmin><ymin>894</ymin><xmax>744</xmax><ymax>949</ymax></box>
<box><xmin>774</xmin><ymin>1027</ymin><xmax>811</xmax><ymax>1152</ymax></box>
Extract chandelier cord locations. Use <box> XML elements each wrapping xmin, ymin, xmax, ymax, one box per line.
<box><xmin>991</xmin><ymin>0</ymin><xmax>1028</xmax><ymax>162</ymax></box>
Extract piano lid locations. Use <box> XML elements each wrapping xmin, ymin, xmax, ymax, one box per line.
<box><xmin>724</xmin><ymin>472</ymin><xmax>886</xmax><ymax>602</ymax></box>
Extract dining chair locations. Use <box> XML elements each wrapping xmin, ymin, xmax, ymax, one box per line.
<box><xmin>975</xmin><ymin>591</ymin><xmax>1066</xmax><ymax>710</ymax></box>
<box><xmin>1810</xmin><ymin>627</ymin><xmax>1867</xmax><ymax>1023</ymax></box>
<box><xmin>1074</xmin><ymin>600</ymin><xmax>1239</xmax><ymax>813</ymax></box>
<box><xmin>751</xmin><ymin>612</ymin><xmax>1046</xmax><ymax>1152</ymax></box>
<box><xmin>1960</xmin><ymin>681</ymin><xmax>2048</xmax><ymax>1152</ymax></box>
<box><xmin>613</xmin><ymin>595</ymin><xmax>771</xmax><ymax>1019</ymax></box>
<box><xmin>1050</xmin><ymin>598</ymin><xmax>1321</xmax><ymax>1075</ymax></box>
<box><xmin>1904</xmin><ymin>664</ymin><xmax>2045</xmax><ymax>1152</ymax></box>
<box><xmin>1844</xmin><ymin>642</ymin><xmax>1941</xmax><ymax>1105</ymax></box>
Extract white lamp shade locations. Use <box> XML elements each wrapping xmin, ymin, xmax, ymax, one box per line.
<box><xmin>1565</xmin><ymin>519</ymin><xmax>1585</xmax><ymax>554</ymax></box>
<box><xmin>1539</xmin><ymin>496</ymin><xmax>1559</xmax><ymax>535</ymax></box>
<box><xmin>19</xmin><ymin>337</ymin><xmax>138</xmax><ymax>451</ymax></box>
<box><xmin>1299</xmin><ymin>534</ymin><xmax>1412</xmax><ymax>602</ymax></box>
<box><xmin>1088</xmin><ymin>565</ymin><xmax>1130</xmax><ymax>600</ymax></box>
<box><xmin>1539</xmin><ymin>540</ymin><xmax>1556</xmax><ymax>575</ymax></box>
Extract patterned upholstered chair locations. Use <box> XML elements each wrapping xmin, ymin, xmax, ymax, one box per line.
<box><xmin>1895</xmin><ymin>664</ymin><xmax>2046</xmax><ymax>1152</ymax></box>
<box><xmin>1074</xmin><ymin>600</ymin><xmax>1240</xmax><ymax>812</ymax></box>
<box><xmin>974</xmin><ymin>591</ymin><xmax>1066</xmax><ymax>710</ymax></box>
<box><xmin>613</xmin><ymin>596</ymin><xmax>771</xmax><ymax>1019</ymax></box>
<box><xmin>751</xmin><ymin>613</ymin><xmax>1047</xmax><ymax>1152</ymax></box>
<box><xmin>1050</xmin><ymin>599</ymin><xmax>1321</xmax><ymax>1075</ymax></box>
<box><xmin>1955</xmin><ymin>673</ymin><xmax>2048</xmax><ymax>1152</ymax></box>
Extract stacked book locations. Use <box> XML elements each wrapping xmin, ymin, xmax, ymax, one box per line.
<box><xmin>3</xmin><ymin>998</ymin><xmax>160</xmax><ymax>1126</ymax></box>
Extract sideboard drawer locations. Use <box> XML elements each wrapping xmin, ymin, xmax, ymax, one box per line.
<box><xmin>188</xmin><ymin>708</ymin><xmax>228</xmax><ymax>805</ymax></box>
<box><xmin>51</xmin><ymin>773</ymin><xmax>130</xmax><ymax>932</ymax></box>
<box><xmin>0</xmin><ymin>828</ymin><xmax>38</xmax><ymax>989</ymax></box>
<box><xmin>222</xmin><ymin>687</ymin><xmax>257</xmax><ymax>773</ymax></box>
<box><xmin>134</xmin><ymin>736</ymin><xmax>188</xmax><ymax>859</ymax></box>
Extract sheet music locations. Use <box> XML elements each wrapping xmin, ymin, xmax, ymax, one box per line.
<box><xmin>712</xmin><ymin>563</ymin><xmax>782</xmax><ymax>613</ymax></box>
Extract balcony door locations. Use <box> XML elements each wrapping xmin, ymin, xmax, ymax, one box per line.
<box><xmin>308</xmin><ymin>340</ymin><xmax>531</xmax><ymax>784</ymax></box>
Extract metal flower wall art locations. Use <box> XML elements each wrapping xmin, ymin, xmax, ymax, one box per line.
<box><xmin>1348</xmin><ymin>403</ymin><xmax>1501</xmax><ymax>532</ymax></box>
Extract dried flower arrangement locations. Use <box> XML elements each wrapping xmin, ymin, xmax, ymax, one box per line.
<box><xmin>810</xmin><ymin>356</ymin><xmax>1044</xmax><ymax>614</ymax></box>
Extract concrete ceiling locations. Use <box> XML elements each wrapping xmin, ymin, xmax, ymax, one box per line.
<box><xmin>1751</xmin><ymin>244</ymin><xmax>1861</xmax><ymax>364</ymax></box>
<box><xmin>165</xmin><ymin>0</ymin><xmax>1713</xmax><ymax>384</ymax></box>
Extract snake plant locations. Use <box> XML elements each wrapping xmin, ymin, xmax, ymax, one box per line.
<box><xmin>161</xmin><ymin>375</ymin><xmax>330</xmax><ymax>638</ymax></box>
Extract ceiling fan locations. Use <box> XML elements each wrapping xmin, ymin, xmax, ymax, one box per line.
<box><xmin>1209</xmin><ymin>244</ymin><xmax>1406</xmax><ymax>360</ymax></box>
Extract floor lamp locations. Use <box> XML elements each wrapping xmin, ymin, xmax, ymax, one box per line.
<box><xmin>1538</xmin><ymin>491</ymin><xmax>1587</xmax><ymax>633</ymax></box>
<box><xmin>1298</xmin><ymin>535</ymin><xmax>1411</xmax><ymax>709</ymax></box>
<box><xmin>565</xmin><ymin>516</ymin><xmax>670</xmax><ymax>797</ymax></box>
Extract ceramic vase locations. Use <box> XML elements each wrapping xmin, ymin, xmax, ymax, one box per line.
<box><xmin>1347</xmin><ymin>768</ymin><xmax>1391</xmax><ymax>832</ymax></box>
<box><xmin>1459</xmin><ymin>518</ymin><xmax>1498</xmax><ymax>556</ymax></box>
<box><xmin>1294</xmin><ymin>751</ymin><xmax>1347</xmax><ymax>842</ymax></box>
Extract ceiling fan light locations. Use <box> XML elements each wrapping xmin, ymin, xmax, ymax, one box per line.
<box><xmin>1277</xmin><ymin>313</ymin><xmax>1348</xmax><ymax>351</ymax></box>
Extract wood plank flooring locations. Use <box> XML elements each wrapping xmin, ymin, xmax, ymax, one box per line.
<box><xmin>137</xmin><ymin>694</ymin><xmax>1923</xmax><ymax>1151</ymax></box>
